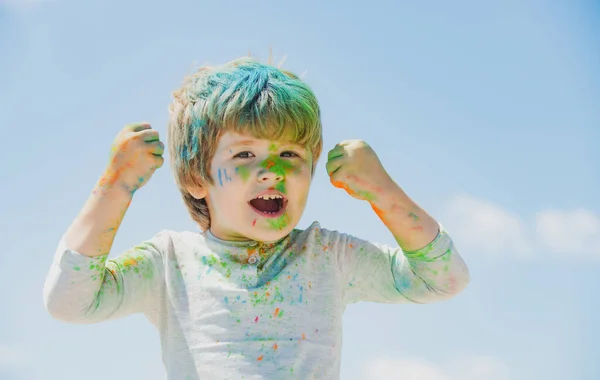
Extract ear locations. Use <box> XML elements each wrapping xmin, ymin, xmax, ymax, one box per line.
<box><xmin>187</xmin><ymin>183</ymin><xmax>208</xmax><ymax>199</ymax></box>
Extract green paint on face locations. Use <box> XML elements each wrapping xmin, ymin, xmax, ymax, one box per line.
<box><xmin>274</xmin><ymin>181</ymin><xmax>286</xmax><ymax>194</ymax></box>
<box><xmin>236</xmin><ymin>166</ymin><xmax>250</xmax><ymax>182</ymax></box>
<box><xmin>268</xmin><ymin>143</ymin><xmax>278</xmax><ymax>152</ymax></box>
<box><xmin>261</xmin><ymin>155</ymin><xmax>297</xmax><ymax>178</ymax></box>
<box><xmin>267</xmin><ymin>214</ymin><xmax>290</xmax><ymax>231</ymax></box>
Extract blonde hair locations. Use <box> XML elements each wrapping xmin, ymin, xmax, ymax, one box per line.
<box><xmin>167</xmin><ymin>56</ymin><xmax>323</xmax><ymax>230</ymax></box>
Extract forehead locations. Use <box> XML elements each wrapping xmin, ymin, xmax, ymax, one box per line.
<box><xmin>217</xmin><ymin>131</ymin><xmax>305</xmax><ymax>150</ymax></box>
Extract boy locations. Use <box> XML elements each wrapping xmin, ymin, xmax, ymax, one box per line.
<box><xmin>43</xmin><ymin>57</ymin><xmax>470</xmax><ymax>379</ymax></box>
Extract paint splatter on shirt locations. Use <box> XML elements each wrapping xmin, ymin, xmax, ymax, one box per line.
<box><xmin>43</xmin><ymin>221</ymin><xmax>469</xmax><ymax>379</ymax></box>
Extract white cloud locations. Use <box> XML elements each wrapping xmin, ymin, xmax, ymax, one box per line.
<box><xmin>442</xmin><ymin>195</ymin><xmax>600</xmax><ymax>260</ymax></box>
<box><xmin>364</xmin><ymin>355</ymin><xmax>510</xmax><ymax>380</ymax></box>
<box><xmin>442</xmin><ymin>195</ymin><xmax>534</xmax><ymax>258</ymax></box>
<box><xmin>536</xmin><ymin>209</ymin><xmax>600</xmax><ymax>258</ymax></box>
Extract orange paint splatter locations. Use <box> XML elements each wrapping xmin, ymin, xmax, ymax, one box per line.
<box><xmin>123</xmin><ymin>257</ymin><xmax>138</xmax><ymax>267</ymax></box>
<box><xmin>302</xmin><ymin>333</ymin><xmax>306</xmax><ymax>340</ymax></box>
<box><xmin>257</xmin><ymin>355</ymin><xmax>263</xmax><ymax>361</ymax></box>
<box><xmin>264</xmin><ymin>159</ymin><xmax>275</xmax><ymax>169</ymax></box>
<box><xmin>274</xmin><ymin>308</ymin><xmax>279</xmax><ymax>317</ymax></box>
<box><xmin>273</xmin><ymin>343</ymin><xmax>278</xmax><ymax>350</ymax></box>
<box><xmin>266</xmin><ymin>292</ymin><xmax>271</xmax><ymax>297</ymax></box>
<box><xmin>371</xmin><ymin>204</ymin><xmax>386</xmax><ymax>220</ymax></box>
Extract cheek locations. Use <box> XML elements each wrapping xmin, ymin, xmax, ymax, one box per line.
<box><xmin>288</xmin><ymin>171</ymin><xmax>312</xmax><ymax>199</ymax></box>
<box><xmin>234</xmin><ymin>165</ymin><xmax>251</xmax><ymax>182</ymax></box>
<box><xmin>213</xmin><ymin>167</ymin><xmax>238</xmax><ymax>187</ymax></box>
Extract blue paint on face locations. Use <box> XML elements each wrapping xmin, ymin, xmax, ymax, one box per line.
<box><xmin>218</xmin><ymin>168</ymin><xmax>224</xmax><ymax>187</ymax></box>
<box><xmin>224</xmin><ymin>169</ymin><xmax>232</xmax><ymax>183</ymax></box>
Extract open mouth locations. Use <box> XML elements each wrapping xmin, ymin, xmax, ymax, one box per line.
<box><xmin>248</xmin><ymin>194</ymin><xmax>288</xmax><ymax>218</ymax></box>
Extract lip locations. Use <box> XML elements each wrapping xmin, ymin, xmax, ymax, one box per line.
<box><xmin>250</xmin><ymin>189</ymin><xmax>287</xmax><ymax>200</ymax></box>
<box><xmin>248</xmin><ymin>190</ymin><xmax>288</xmax><ymax>219</ymax></box>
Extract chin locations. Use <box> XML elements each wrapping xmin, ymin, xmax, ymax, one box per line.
<box><xmin>247</xmin><ymin>214</ymin><xmax>297</xmax><ymax>243</ymax></box>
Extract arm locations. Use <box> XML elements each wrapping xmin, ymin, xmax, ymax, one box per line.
<box><xmin>43</xmin><ymin>122</ymin><xmax>165</xmax><ymax>323</ymax></box>
<box><xmin>369</xmin><ymin>182</ymin><xmax>439</xmax><ymax>252</ymax></box>
<box><xmin>332</xmin><ymin>223</ymin><xmax>468</xmax><ymax>305</ymax></box>
<box><xmin>326</xmin><ymin>140</ymin><xmax>470</xmax><ymax>304</ymax></box>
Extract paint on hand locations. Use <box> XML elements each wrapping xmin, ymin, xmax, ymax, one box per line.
<box><xmin>330</xmin><ymin>179</ymin><xmax>376</xmax><ymax>202</ymax></box>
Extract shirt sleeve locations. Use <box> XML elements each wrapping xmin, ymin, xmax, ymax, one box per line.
<box><xmin>43</xmin><ymin>230</ymin><xmax>168</xmax><ymax>324</ymax></box>
<box><xmin>329</xmin><ymin>224</ymin><xmax>470</xmax><ymax>305</ymax></box>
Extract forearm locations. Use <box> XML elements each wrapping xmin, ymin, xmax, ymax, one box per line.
<box><xmin>369</xmin><ymin>180</ymin><xmax>439</xmax><ymax>252</ymax></box>
<box><xmin>63</xmin><ymin>173</ymin><xmax>133</xmax><ymax>257</ymax></box>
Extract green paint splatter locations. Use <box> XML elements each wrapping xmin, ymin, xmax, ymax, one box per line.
<box><xmin>408</xmin><ymin>212</ymin><xmax>419</xmax><ymax>221</ymax></box>
<box><xmin>261</xmin><ymin>155</ymin><xmax>297</xmax><ymax>177</ymax></box>
<box><xmin>236</xmin><ymin>166</ymin><xmax>250</xmax><ymax>182</ymax></box>
<box><xmin>111</xmin><ymin>247</ymin><xmax>156</xmax><ymax>280</ymax></box>
<box><xmin>268</xmin><ymin>214</ymin><xmax>290</xmax><ymax>231</ymax></box>
<box><xmin>274</xmin><ymin>181</ymin><xmax>286</xmax><ymax>194</ymax></box>
<box><xmin>355</xmin><ymin>189</ymin><xmax>376</xmax><ymax>202</ymax></box>
<box><xmin>73</xmin><ymin>266</ymin><xmax>80</xmax><ymax>271</ymax></box>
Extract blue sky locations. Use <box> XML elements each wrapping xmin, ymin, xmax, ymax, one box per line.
<box><xmin>1</xmin><ymin>0</ymin><xmax>599</xmax><ymax>379</ymax></box>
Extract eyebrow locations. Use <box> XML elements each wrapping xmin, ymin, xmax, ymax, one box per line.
<box><xmin>222</xmin><ymin>139</ymin><xmax>305</xmax><ymax>154</ymax></box>
<box><xmin>223</xmin><ymin>140</ymin><xmax>257</xmax><ymax>150</ymax></box>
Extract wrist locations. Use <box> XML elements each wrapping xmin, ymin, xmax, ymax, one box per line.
<box><xmin>94</xmin><ymin>172</ymin><xmax>135</xmax><ymax>199</ymax></box>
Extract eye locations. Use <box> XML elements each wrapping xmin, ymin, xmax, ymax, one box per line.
<box><xmin>234</xmin><ymin>151</ymin><xmax>255</xmax><ymax>159</ymax></box>
<box><xmin>281</xmin><ymin>151</ymin><xmax>300</xmax><ymax>158</ymax></box>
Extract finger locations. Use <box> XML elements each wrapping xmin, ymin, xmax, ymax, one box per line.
<box><xmin>139</xmin><ymin>129</ymin><xmax>160</xmax><ymax>142</ymax></box>
<box><xmin>152</xmin><ymin>155</ymin><xmax>165</xmax><ymax>169</ymax></box>
<box><xmin>327</xmin><ymin>146</ymin><xmax>344</xmax><ymax>160</ymax></box>
<box><xmin>147</xmin><ymin>140</ymin><xmax>165</xmax><ymax>156</ymax></box>
<box><xmin>325</xmin><ymin>157</ymin><xmax>343</xmax><ymax>176</ymax></box>
<box><xmin>127</xmin><ymin>122</ymin><xmax>151</xmax><ymax>132</ymax></box>
<box><xmin>329</xmin><ymin>170</ymin><xmax>347</xmax><ymax>189</ymax></box>
<box><xmin>336</xmin><ymin>140</ymin><xmax>353</xmax><ymax>147</ymax></box>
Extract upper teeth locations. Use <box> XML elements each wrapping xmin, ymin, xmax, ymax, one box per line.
<box><xmin>258</xmin><ymin>195</ymin><xmax>283</xmax><ymax>200</ymax></box>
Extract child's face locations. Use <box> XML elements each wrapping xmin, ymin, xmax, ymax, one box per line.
<box><xmin>203</xmin><ymin>131</ymin><xmax>313</xmax><ymax>242</ymax></box>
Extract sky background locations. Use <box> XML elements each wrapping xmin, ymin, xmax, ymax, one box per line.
<box><xmin>1</xmin><ymin>0</ymin><xmax>599</xmax><ymax>379</ymax></box>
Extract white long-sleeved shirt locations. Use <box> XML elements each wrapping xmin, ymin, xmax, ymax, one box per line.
<box><xmin>43</xmin><ymin>221</ymin><xmax>470</xmax><ymax>379</ymax></box>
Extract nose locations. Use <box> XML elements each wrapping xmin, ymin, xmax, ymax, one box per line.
<box><xmin>257</xmin><ymin>169</ymin><xmax>283</xmax><ymax>183</ymax></box>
